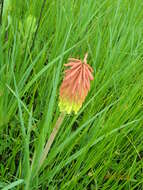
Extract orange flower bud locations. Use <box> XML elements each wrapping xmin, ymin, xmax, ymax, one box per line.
<box><xmin>59</xmin><ymin>53</ymin><xmax>94</xmax><ymax>114</ymax></box>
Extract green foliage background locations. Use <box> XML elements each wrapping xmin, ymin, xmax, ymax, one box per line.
<box><xmin>0</xmin><ymin>0</ymin><xmax>143</xmax><ymax>189</ymax></box>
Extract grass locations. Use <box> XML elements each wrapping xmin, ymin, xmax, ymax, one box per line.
<box><xmin>0</xmin><ymin>0</ymin><xmax>143</xmax><ymax>189</ymax></box>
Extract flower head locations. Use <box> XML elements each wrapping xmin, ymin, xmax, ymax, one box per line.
<box><xmin>59</xmin><ymin>53</ymin><xmax>94</xmax><ymax>114</ymax></box>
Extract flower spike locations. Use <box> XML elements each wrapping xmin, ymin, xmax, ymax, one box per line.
<box><xmin>59</xmin><ymin>53</ymin><xmax>94</xmax><ymax>114</ymax></box>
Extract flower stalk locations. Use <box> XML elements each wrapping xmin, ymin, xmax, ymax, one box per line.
<box><xmin>39</xmin><ymin>112</ymin><xmax>65</xmax><ymax>168</ymax></box>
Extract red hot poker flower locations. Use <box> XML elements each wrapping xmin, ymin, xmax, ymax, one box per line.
<box><xmin>59</xmin><ymin>53</ymin><xmax>94</xmax><ymax>114</ymax></box>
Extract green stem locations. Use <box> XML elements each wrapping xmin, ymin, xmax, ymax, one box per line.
<box><xmin>25</xmin><ymin>112</ymin><xmax>65</xmax><ymax>190</ymax></box>
<box><xmin>0</xmin><ymin>0</ymin><xmax>4</xmax><ymax>25</ymax></box>
<box><xmin>39</xmin><ymin>112</ymin><xmax>65</xmax><ymax>168</ymax></box>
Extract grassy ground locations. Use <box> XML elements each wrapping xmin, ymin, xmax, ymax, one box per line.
<box><xmin>0</xmin><ymin>0</ymin><xmax>143</xmax><ymax>189</ymax></box>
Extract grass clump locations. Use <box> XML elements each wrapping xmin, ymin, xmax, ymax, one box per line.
<box><xmin>0</xmin><ymin>0</ymin><xmax>143</xmax><ymax>189</ymax></box>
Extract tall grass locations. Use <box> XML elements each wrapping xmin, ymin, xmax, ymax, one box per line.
<box><xmin>0</xmin><ymin>0</ymin><xmax>143</xmax><ymax>189</ymax></box>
